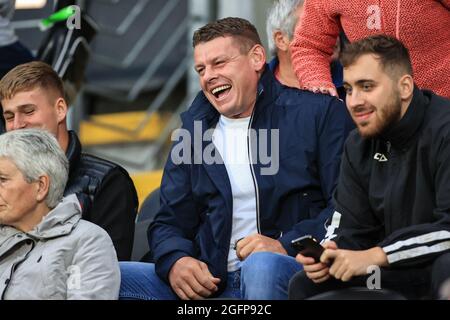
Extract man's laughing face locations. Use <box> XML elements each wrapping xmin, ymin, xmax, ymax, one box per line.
<box><xmin>194</xmin><ymin>36</ymin><xmax>264</xmax><ymax>119</ymax></box>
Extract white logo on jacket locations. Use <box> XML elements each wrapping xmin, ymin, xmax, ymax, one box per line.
<box><xmin>374</xmin><ymin>153</ymin><xmax>388</xmax><ymax>162</ymax></box>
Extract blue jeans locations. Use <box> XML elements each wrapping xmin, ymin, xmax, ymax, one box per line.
<box><xmin>119</xmin><ymin>252</ymin><xmax>302</xmax><ymax>300</ymax></box>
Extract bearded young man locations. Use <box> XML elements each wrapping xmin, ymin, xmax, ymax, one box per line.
<box><xmin>289</xmin><ymin>35</ymin><xmax>450</xmax><ymax>300</ymax></box>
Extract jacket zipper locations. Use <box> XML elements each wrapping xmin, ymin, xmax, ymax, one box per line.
<box><xmin>385</xmin><ymin>143</ymin><xmax>399</xmax><ymax>235</ymax></box>
<box><xmin>247</xmin><ymin>95</ymin><xmax>262</xmax><ymax>234</ymax></box>
<box><xmin>2</xmin><ymin>262</ymin><xmax>19</xmax><ymax>300</ymax></box>
<box><xmin>1</xmin><ymin>240</ymin><xmax>35</xmax><ymax>300</ymax></box>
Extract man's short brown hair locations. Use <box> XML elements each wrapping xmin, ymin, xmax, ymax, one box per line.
<box><xmin>192</xmin><ymin>17</ymin><xmax>262</xmax><ymax>53</ymax></box>
<box><xmin>340</xmin><ymin>35</ymin><xmax>413</xmax><ymax>78</ymax></box>
<box><xmin>0</xmin><ymin>61</ymin><xmax>65</xmax><ymax>101</ymax></box>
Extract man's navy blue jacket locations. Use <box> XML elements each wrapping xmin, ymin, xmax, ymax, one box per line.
<box><xmin>149</xmin><ymin>67</ymin><xmax>354</xmax><ymax>287</ymax></box>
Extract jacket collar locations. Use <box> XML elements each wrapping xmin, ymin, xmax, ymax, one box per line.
<box><xmin>183</xmin><ymin>65</ymin><xmax>281</xmax><ymax>128</ymax></box>
<box><xmin>27</xmin><ymin>195</ymin><xmax>82</xmax><ymax>240</ymax></box>
<box><xmin>268</xmin><ymin>57</ymin><xmax>279</xmax><ymax>73</ymax></box>
<box><xmin>0</xmin><ymin>195</ymin><xmax>82</xmax><ymax>245</ymax></box>
<box><xmin>65</xmin><ymin>130</ymin><xmax>82</xmax><ymax>176</ymax></box>
<box><xmin>380</xmin><ymin>86</ymin><xmax>428</xmax><ymax>148</ymax></box>
<box><xmin>178</xmin><ymin>66</ymin><xmax>281</xmax><ymax>220</ymax></box>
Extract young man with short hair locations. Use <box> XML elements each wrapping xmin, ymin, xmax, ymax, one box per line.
<box><xmin>0</xmin><ymin>61</ymin><xmax>138</xmax><ymax>261</ymax></box>
<box><xmin>290</xmin><ymin>35</ymin><xmax>450</xmax><ymax>300</ymax></box>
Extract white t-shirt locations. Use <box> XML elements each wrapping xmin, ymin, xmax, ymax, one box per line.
<box><xmin>212</xmin><ymin>115</ymin><xmax>258</xmax><ymax>272</ymax></box>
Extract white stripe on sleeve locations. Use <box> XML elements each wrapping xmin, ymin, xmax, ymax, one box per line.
<box><xmin>383</xmin><ymin>230</ymin><xmax>450</xmax><ymax>253</ymax></box>
<box><xmin>386</xmin><ymin>240</ymin><xmax>450</xmax><ymax>264</ymax></box>
<box><xmin>321</xmin><ymin>211</ymin><xmax>341</xmax><ymax>244</ymax></box>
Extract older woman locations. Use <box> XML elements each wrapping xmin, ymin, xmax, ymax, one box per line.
<box><xmin>0</xmin><ymin>129</ymin><xmax>120</xmax><ymax>300</ymax></box>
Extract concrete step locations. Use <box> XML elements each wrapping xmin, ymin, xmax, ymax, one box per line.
<box><xmin>79</xmin><ymin>111</ymin><xmax>170</xmax><ymax>146</ymax></box>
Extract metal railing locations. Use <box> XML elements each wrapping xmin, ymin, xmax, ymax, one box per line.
<box><xmin>12</xmin><ymin>0</ymin><xmax>202</xmax><ymax>170</ymax></box>
<box><xmin>79</xmin><ymin>0</ymin><xmax>190</xmax><ymax>168</ymax></box>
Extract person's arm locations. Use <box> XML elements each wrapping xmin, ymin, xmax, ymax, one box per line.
<box><xmin>290</xmin><ymin>0</ymin><xmax>340</xmax><ymax>95</ymax></box>
<box><xmin>326</xmin><ymin>133</ymin><xmax>450</xmax><ymax>269</ymax></box>
<box><xmin>67</xmin><ymin>223</ymin><xmax>120</xmax><ymax>300</ymax></box>
<box><xmin>297</xmin><ymin>138</ymin><xmax>388</xmax><ymax>283</ymax></box>
<box><xmin>148</xmin><ymin>102</ymin><xmax>223</xmax><ymax>300</ymax></box>
<box><xmin>296</xmin><ymin>137</ymin><xmax>389</xmax><ymax>282</ymax></box>
<box><xmin>278</xmin><ymin>97</ymin><xmax>355</xmax><ymax>256</ymax></box>
<box><xmin>149</xmin><ymin>141</ymin><xmax>222</xmax><ymax>299</ymax></box>
<box><xmin>149</xmin><ymin>128</ymin><xmax>202</xmax><ymax>282</ymax></box>
<box><xmin>378</xmin><ymin>137</ymin><xmax>450</xmax><ymax>267</ymax></box>
<box><xmin>88</xmin><ymin>167</ymin><xmax>138</xmax><ymax>261</ymax></box>
<box><xmin>322</xmin><ymin>134</ymin><xmax>383</xmax><ymax>250</ymax></box>
<box><xmin>321</xmin><ymin>246</ymin><xmax>388</xmax><ymax>282</ymax></box>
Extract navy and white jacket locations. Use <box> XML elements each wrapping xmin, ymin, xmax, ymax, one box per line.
<box><xmin>150</xmin><ymin>67</ymin><xmax>354</xmax><ymax>289</ymax></box>
<box><xmin>326</xmin><ymin>88</ymin><xmax>450</xmax><ymax>267</ymax></box>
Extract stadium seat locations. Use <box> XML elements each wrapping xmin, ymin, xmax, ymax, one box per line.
<box><xmin>131</xmin><ymin>188</ymin><xmax>160</xmax><ymax>262</ymax></box>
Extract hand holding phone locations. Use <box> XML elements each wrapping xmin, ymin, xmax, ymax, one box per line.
<box><xmin>291</xmin><ymin>235</ymin><xmax>324</xmax><ymax>263</ymax></box>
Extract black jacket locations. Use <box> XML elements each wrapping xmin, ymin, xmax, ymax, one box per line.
<box><xmin>64</xmin><ymin>131</ymin><xmax>138</xmax><ymax>261</ymax></box>
<box><xmin>326</xmin><ymin>88</ymin><xmax>450</xmax><ymax>267</ymax></box>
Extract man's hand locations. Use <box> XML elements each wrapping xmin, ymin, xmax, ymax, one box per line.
<box><xmin>321</xmin><ymin>247</ymin><xmax>388</xmax><ymax>282</ymax></box>
<box><xmin>236</xmin><ymin>234</ymin><xmax>287</xmax><ymax>261</ymax></box>
<box><xmin>309</xmin><ymin>86</ymin><xmax>338</xmax><ymax>97</ymax></box>
<box><xmin>296</xmin><ymin>241</ymin><xmax>337</xmax><ymax>283</ymax></box>
<box><xmin>168</xmin><ymin>257</ymin><xmax>221</xmax><ymax>300</ymax></box>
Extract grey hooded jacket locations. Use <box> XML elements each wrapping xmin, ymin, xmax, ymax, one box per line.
<box><xmin>0</xmin><ymin>194</ymin><xmax>120</xmax><ymax>300</ymax></box>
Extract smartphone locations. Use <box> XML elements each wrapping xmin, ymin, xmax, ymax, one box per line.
<box><xmin>291</xmin><ymin>235</ymin><xmax>324</xmax><ymax>262</ymax></box>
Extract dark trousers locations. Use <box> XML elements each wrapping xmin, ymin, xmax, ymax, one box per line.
<box><xmin>289</xmin><ymin>252</ymin><xmax>450</xmax><ymax>300</ymax></box>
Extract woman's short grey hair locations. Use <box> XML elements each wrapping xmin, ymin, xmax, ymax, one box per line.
<box><xmin>266</xmin><ymin>0</ymin><xmax>304</xmax><ymax>57</ymax></box>
<box><xmin>0</xmin><ymin>129</ymin><xmax>69</xmax><ymax>208</ymax></box>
